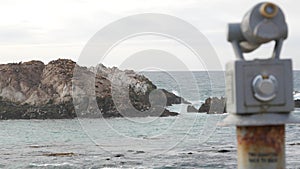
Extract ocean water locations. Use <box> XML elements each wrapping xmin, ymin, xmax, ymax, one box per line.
<box><xmin>1</xmin><ymin>71</ymin><xmax>300</xmax><ymax>169</ymax></box>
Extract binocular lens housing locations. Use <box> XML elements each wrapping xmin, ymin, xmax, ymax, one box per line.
<box><xmin>260</xmin><ymin>2</ymin><xmax>278</xmax><ymax>18</ymax></box>
<box><xmin>228</xmin><ymin>2</ymin><xmax>288</xmax><ymax>54</ymax></box>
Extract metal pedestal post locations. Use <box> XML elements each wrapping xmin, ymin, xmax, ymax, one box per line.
<box><xmin>237</xmin><ymin>125</ymin><xmax>285</xmax><ymax>169</ymax></box>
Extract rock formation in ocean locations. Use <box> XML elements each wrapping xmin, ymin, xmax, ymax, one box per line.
<box><xmin>198</xmin><ymin>97</ymin><xmax>227</xmax><ymax>114</ymax></box>
<box><xmin>0</xmin><ymin>59</ymin><xmax>185</xmax><ymax>119</ymax></box>
<box><xmin>295</xmin><ymin>99</ymin><xmax>300</xmax><ymax>108</ymax></box>
<box><xmin>197</xmin><ymin>97</ymin><xmax>300</xmax><ymax>114</ymax></box>
<box><xmin>186</xmin><ymin>105</ymin><xmax>198</xmax><ymax>112</ymax></box>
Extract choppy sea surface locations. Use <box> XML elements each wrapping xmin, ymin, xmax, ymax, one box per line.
<box><xmin>1</xmin><ymin>71</ymin><xmax>300</xmax><ymax>169</ymax></box>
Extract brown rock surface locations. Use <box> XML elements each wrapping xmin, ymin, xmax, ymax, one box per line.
<box><xmin>0</xmin><ymin>59</ymin><xmax>184</xmax><ymax>119</ymax></box>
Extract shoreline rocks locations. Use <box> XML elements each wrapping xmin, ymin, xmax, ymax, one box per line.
<box><xmin>191</xmin><ymin>97</ymin><xmax>300</xmax><ymax>114</ymax></box>
<box><xmin>198</xmin><ymin>97</ymin><xmax>227</xmax><ymax>114</ymax></box>
<box><xmin>186</xmin><ymin>97</ymin><xmax>227</xmax><ymax>114</ymax></box>
<box><xmin>0</xmin><ymin>59</ymin><xmax>185</xmax><ymax>119</ymax></box>
<box><xmin>187</xmin><ymin>105</ymin><xmax>198</xmax><ymax>112</ymax></box>
<box><xmin>295</xmin><ymin>99</ymin><xmax>300</xmax><ymax>108</ymax></box>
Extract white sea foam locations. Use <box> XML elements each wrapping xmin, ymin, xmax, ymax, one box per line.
<box><xmin>171</xmin><ymin>90</ymin><xmax>180</xmax><ymax>96</ymax></box>
<box><xmin>294</xmin><ymin>91</ymin><xmax>300</xmax><ymax>100</ymax></box>
<box><xmin>29</xmin><ymin>162</ymin><xmax>74</xmax><ymax>167</ymax></box>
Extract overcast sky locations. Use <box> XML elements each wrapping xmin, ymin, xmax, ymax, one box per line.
<box><xmin>0</xmin><ymin>0</ymin><xmax>299</xmax><ymax>70</ymax></box>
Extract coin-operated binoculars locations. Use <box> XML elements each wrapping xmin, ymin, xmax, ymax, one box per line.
<box><xmin>222</xmin><ymin>2</ymin><xmax>300</xmax><ymax>169</ymax></box>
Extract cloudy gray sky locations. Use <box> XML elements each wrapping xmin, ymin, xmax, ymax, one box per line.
<box><xmin>0</xmin><ymin>0</ymin><xmax>299</xmax><ymax>70</ymax></box>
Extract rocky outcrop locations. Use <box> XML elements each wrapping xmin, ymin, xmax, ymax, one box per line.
<box><xmin>0</xmin><ymin>97</ymin><xmax>75</xmax><ymax>119</ymax></box>
<box><xmin>187</xmin><ymin>105</ymin><xmax>198</xmax><ymax>112</ymax></box>
<box><xmin>194</xmin><ymin>90</ymin><xmax>300</xmax><ymax>113</ymax></box>
<box><xmin>0</xmin><ymin>59</ymin><xmax>184</xmax><ymax>119</ymax></box>
<box><xmin>198</xmin><ymin>97</ymin><xmax>227</xmax><ymax>114</ymax></box>
<box><xmin>295</xmin><ymin>99</ymin><xmax>300</xmax><ymax>108</ymax></box>
<box><xmin>196</xmin><ymin>97</ymin><xmax>300</xmax><ymax>114</ymax></box>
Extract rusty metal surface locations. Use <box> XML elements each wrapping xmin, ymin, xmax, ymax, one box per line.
<box><xmin>237</xmin><ymin>125</ymin><xmax>285</xmax><ymax>169</ymax></box>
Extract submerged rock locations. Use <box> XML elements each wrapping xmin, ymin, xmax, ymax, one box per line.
<box><xmin>217</xmin><ymin>149</ymin><xmax>231</xmax><ymax>153</ymax></box>
<box><xmin>43</xmin><ymin>152</ymin><xmax>76</xmax><ymax>156</ymax></box>
<box><xmin>0</xmin><ymin>59</ymin><xmax>184</xmax><ymax>119</ymax></box>
<box><xmin>134</xmin><ymin>150</ymin><xmax>145</xmax><ymax>154</ymax></box>
<box><xmin>114</xmin><ymin>154</ymin><xmax>124</xmax><ymax>158</ymax></box>
<box><xmin>288</xmin><ymin>142</ymin><xmax>300</xmax><ymax>146</ymax></box>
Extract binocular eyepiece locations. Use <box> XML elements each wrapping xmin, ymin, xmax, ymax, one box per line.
<box><xmin>228</xmin><ymin>2</ymin><xmax>288</xmax><ymax>59</ymax></box>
